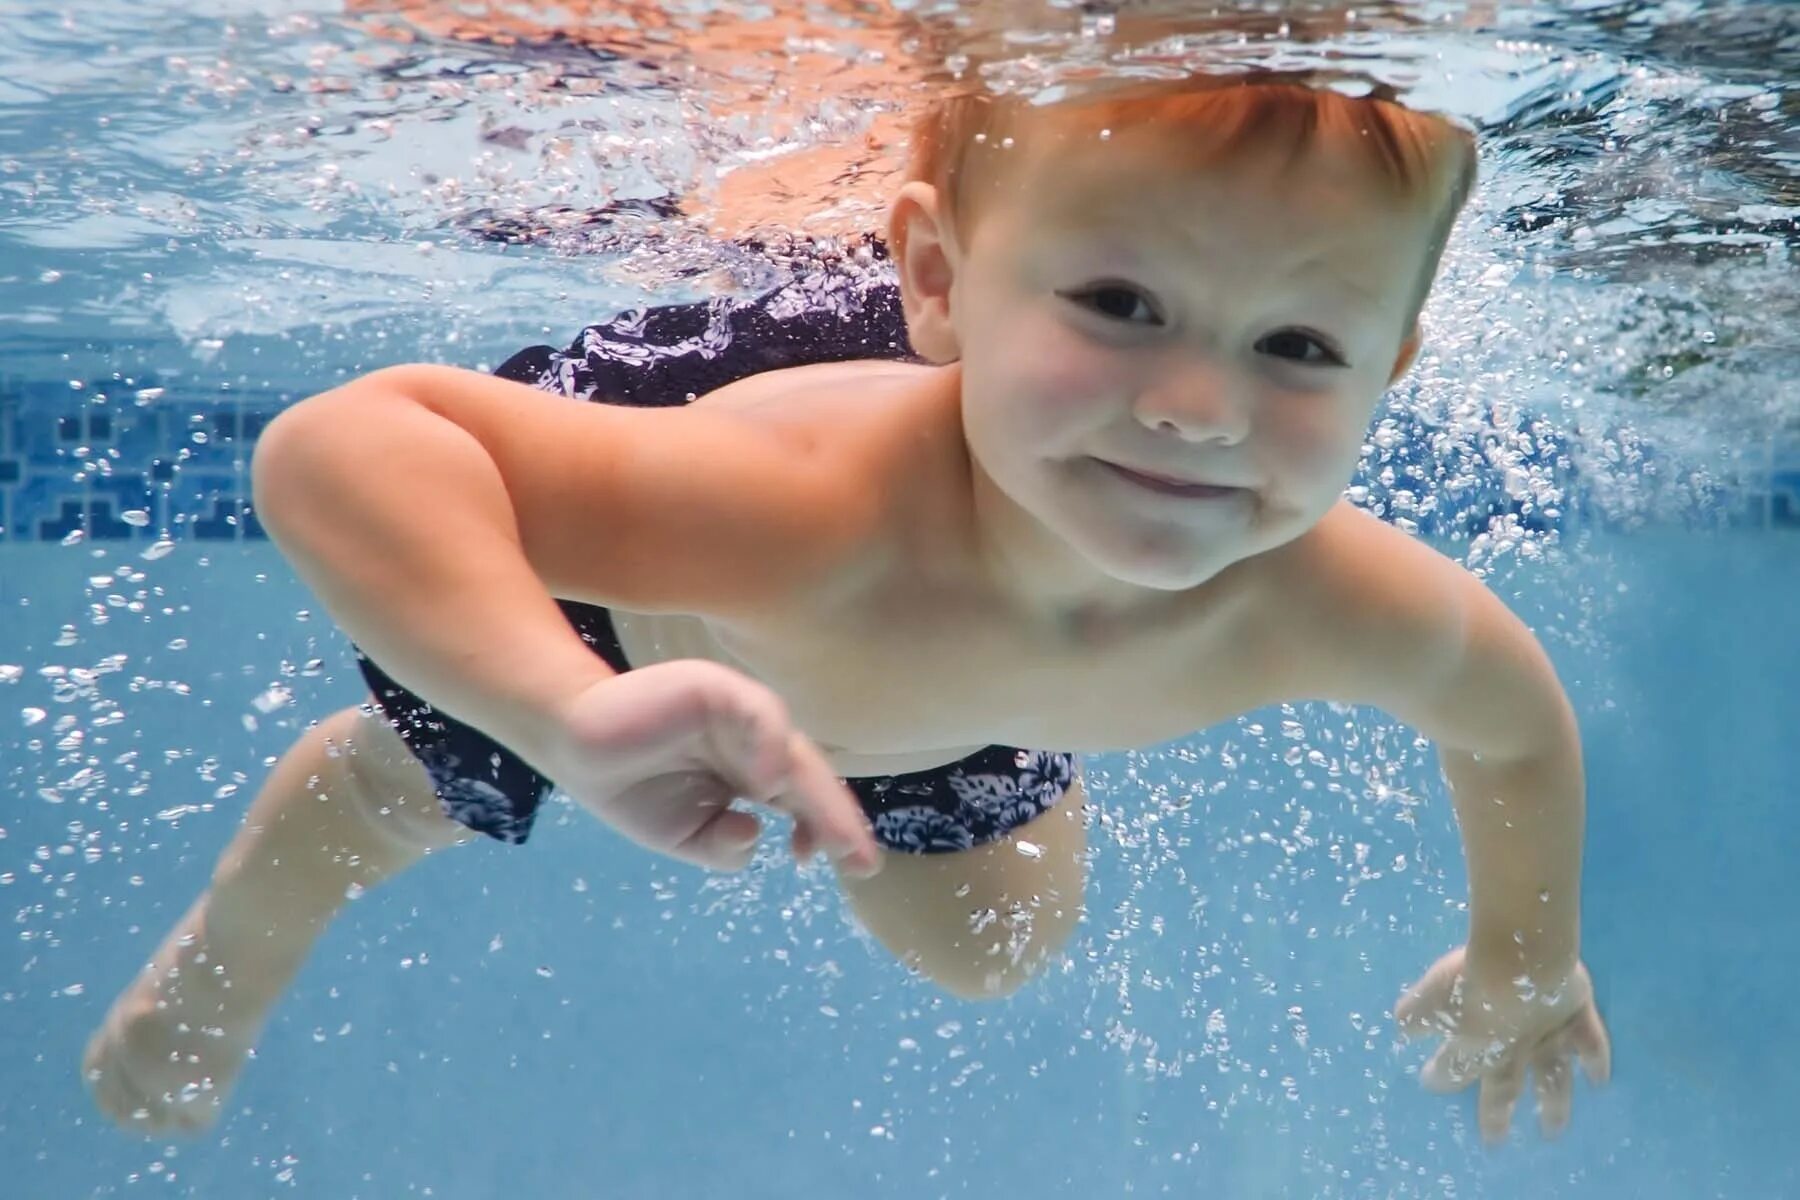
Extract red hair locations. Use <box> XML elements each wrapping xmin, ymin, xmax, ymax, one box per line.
<box><xmin>906</xmin><ymin>71</ymin><xmax>1478</xmax><ymax>316</ymax></box>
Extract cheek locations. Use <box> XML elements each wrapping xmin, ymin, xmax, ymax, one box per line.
<box><xmin>1256</xmin><ymin>399</ymin><xmax>1366</xmax><ymax>480</ymax></box>
<box><xmin>986</xmin><ymin>313</ymin><xmax>1121</xmax><ymax>431</ymax></box>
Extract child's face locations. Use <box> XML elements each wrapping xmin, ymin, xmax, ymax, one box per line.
<box><xmin>914</xmin><ymin>122</ymin><xmax>1435</xmax><ymax>591</ymax></box>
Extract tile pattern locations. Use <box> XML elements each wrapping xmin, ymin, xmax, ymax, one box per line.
<box><xmin>0</xmin><ymin>376</ymin><xmax>265</xmax><ymax>545</ymax></box>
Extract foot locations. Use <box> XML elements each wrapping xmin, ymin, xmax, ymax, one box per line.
<box><xmin>82</xmin><ymin>897</ymin><xmax>285</xmax><ymax>1134</ymax></box>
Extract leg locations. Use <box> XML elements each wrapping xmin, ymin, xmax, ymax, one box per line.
<box><xmin>83</xmin><ymin>700</ymin><xmax>469</xmax><ymax>1135</ymax></box>
<box><xmin>839</xmin><ymin>774</ymin><xmax>1089</xmax><ymax>1001</ymax></box>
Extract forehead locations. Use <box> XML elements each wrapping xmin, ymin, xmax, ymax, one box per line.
<box><xmin>977</xmin><ymin>117</ymin><xmax>1433</xmax><ymax>281</ymax></box>
<box><xmin>1008</xmin><ymin>116</ymin><xmax>1411</xmax><ymax>223</ymax></box>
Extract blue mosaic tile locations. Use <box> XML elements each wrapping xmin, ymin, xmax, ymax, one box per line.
<box><xmin>0</xmin><ymin>374</ymin><xmax>268</xmax><ymax>543</ymax></box>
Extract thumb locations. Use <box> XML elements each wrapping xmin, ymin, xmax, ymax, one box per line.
<box><xmin>674</xmin><ymin>808</ymin><xmax>764</xmax><ymax>872</ymax></box>
<box><xmin>1395</xmin><ymin>978</ymin><xmax>1452</xmax><ymax>1039</ymax></box>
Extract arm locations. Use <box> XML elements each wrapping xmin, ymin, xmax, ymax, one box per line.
<box><xmin>1305</xmin><ymin>508</ymin><xmax>1584</xmax><ymax>985</ymax></box>
<box><xmin>1381</xmin><ymin>575</ymin><xmax>1584</xmax><ymax>986</ymax></box>
<box><xmin>251</xmin><ymin>363</ymin><xmax>871</xmax><ymax>767</ymax></box>
<box><xmin>1292</xmin><ymin>508</ymin><xmax>1608</xmax><ymax>1141</ymax></box>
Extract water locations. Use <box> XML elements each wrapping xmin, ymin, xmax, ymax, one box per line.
<box><xmin>2</xmin><ymin>1</ymin><xmax>1796</xmax><ymax>1196</ymax></box>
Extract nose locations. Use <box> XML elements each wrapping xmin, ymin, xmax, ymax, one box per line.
<box><xmin>1132</xmin><ymin>359</ymin><xmax>1251</xmax><ymax>446</ymax></box>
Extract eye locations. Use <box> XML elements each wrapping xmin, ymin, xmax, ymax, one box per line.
<box><xmin>1059</xmin><ymin>283</ymin><xmax>1163</xmax><ymax>326</ymax></box>
<box><xmin>1256</xmin><ymin>329</ymin><xmax>1347</xmax><ymax>367</ymax></box>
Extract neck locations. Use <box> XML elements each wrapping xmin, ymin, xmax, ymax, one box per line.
<box><xmin>958</xmin><ymin>418</ymin><xmax>1188</xmax><ymax>643</ymax></box>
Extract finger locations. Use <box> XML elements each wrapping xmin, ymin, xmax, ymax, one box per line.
<box><xmin>694</xmin><ymin>680</ymin><xmax>795</xmax><ymax>802</ymax></box>
<box><xmin>1571</xmin><ymin>1004</ymin><xmax>1612</xmax><ymax>1086</ymax></box>
<box><xmin>672</xmin><ymin>808</ymin><xmax>763</xmax><ymax>871</ymax></box>
<box><xmin>780</xmin><ymin>732</ymin><xmax>881</xmax><ymax>877</ymax></box>
<box><xmin>1420</xmin><ymin>1041</ymin><xmax>1482</xmax><ymax>1094</ymax></box>
<box><xmin>1533</xmin><ymin>1040</ymin><xmax>1575</xmax><ymax>1139</ymax></box>
<box><xmin>1477</xmin><ymin>1053</ymin><xmax>1526</xmax><ymax>1146</ymax></box>
<box><xmin>790</xmin><ymin>821</ymin><xmax>816</xmax><ymax>863</ymax></box>
<box><xmin>1394</xmin><ymin>953</ymin><xmax>1462</xmax><ymax>1038</ymax></box>
<box><xmin>1394</xmin><ymin>987</ymin><xmax>1455</xmax><ymax>1040</ymax></box>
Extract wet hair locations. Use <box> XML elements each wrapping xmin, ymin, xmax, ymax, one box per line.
<box><xmin>904</xmin><ymin>70</ymin><xmax>1479</xmax><ymax>320</ymax></box>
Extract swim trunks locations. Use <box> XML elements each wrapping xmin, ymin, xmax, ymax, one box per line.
<box><xmin>352</xmin><ymin>273</ymin><xmax>1078</xmax><ymax>855</ymax></box>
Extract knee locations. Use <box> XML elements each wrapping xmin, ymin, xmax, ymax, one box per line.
<box><xmin>917</xmin><ymin>896</ymin><xmax>1081</xmax><ymax>1002</ymax></box>
<box><xmin>931</xmin><ymin>963</ymin><xmax>1033</xmax><ymax>1003</ymax></box>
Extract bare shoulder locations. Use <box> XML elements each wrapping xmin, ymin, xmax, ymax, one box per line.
<box><xmin>341</xmin><ymin>361</ymin><xmax>934</xmax><ymax>618</ymax></box>
<box><xmin>700</xmin><ymin>357</ymin><xmax>971</xmax><ymax>525</ymax></box>
<box><xmin>1261</xmin><ymin>503</ymin><xmax>1574</xmax><ymax>757</ymax></box>
<box><xmin>1255</xmin><ymin>501</ymin><xmax>1476</xmax><ymax>704</ymax></box>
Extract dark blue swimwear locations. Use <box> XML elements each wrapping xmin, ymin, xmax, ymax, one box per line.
<box><xmin>353</xmin><ymin>273</ymin><xmax>1077</xmax><ymax>854</ymax></box>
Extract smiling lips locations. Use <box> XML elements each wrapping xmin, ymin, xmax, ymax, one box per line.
<box><xmin>1095</xmin><ymin>458</ymin><xmax>1247</xmax><ymax>499</ymax></box>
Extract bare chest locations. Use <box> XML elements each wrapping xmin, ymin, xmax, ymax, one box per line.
<box><xmin>610</xmin><ymin>589</ymin><xmax>1283</xmax><ymax>776</ymax></box>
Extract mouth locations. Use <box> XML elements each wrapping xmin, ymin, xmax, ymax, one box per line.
<box><xmin>1094</xmin><ymin>459</ymin><xmax>1248</xmax><ymax>500</ymax></box>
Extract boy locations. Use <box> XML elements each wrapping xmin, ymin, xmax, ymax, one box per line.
<box><xmin>85</xmin><ymin>72</ymin><xmax>1610</xmax><ymax>1144</ymax></box>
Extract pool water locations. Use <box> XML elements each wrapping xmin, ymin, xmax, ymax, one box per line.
<box><xmin>3</xmin><ymin>1</ymin><xmax>1797</xmax><ymax>1196</ymax></box>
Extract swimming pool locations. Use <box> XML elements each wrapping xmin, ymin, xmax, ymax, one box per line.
<box><xmin>3</xmin><ymin>1</ymin><xmax>1796</xmax><ymax>1196</ymax></box>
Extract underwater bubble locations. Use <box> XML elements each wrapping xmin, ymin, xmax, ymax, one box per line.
<box><xmin>251</xmin><ymin>685</ymin><xmax>292</xmax><ymax>714</ymax></box>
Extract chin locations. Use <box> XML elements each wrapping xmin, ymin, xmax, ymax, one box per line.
<box><xmin>1088</xmin><ymin>538</ymin><xmax>1241</xmax><ymax>592</ymax></box>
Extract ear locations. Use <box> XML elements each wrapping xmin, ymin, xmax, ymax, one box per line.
<box><xmin>887</xmin><ymin>180</ymin><xmax>961</xmax><ymax>364</ymax></box>
<box><xmin>1388</xmin><ymin>322</ymin><xmax>1422</xmax><ymax>386</ymax></box>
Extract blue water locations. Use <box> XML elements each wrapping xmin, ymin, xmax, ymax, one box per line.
<box><xmin>3</xmin><ymin>1</ymin><xmax>1798</xmax><ymax>1197</ymax></box>
<box><xmin>5</xmin><ymin>535</ymin><xmax>1796</xmax><ymax>1197</ymax></box>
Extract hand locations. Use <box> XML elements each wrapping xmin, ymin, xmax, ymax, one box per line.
<box><xmin>1395</xmin><ymin>945</ymin><xmax>1611</xmax><ymax>1145</ymax></box>
<box><xmin>542</xmin><ymin>659</ymin><xmax>882</xmax><ymax>876</ymax></box>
